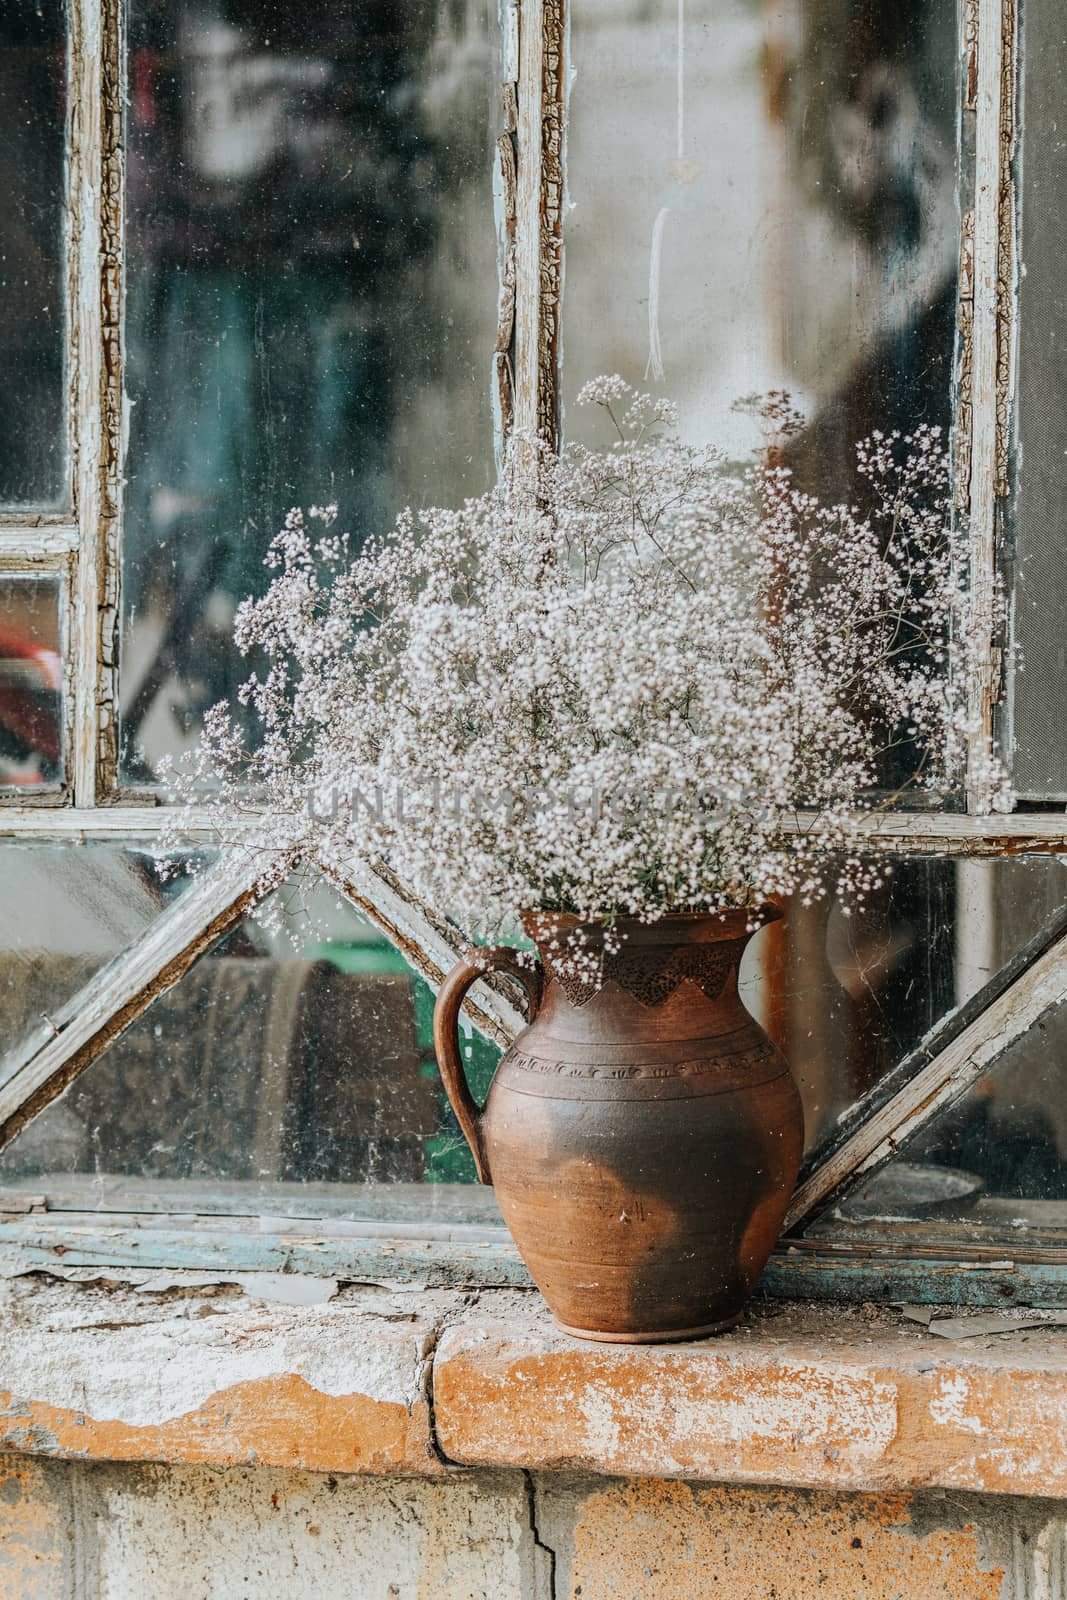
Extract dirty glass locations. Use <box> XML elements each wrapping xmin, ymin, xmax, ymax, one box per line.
<box><xmin>0</xmin><ymin>844</ymin><xmax>213</xmax><ymax>1081</ymax></box>
<box><xmin>1003</xmin><ymin>8</ymin><xmax>1067</xmax><ymax>799</ymax></box>
<box><xmin>0</xmin><ymin>576</ymin><xmax>64</xmax><ymax>788</ymax></box>
<box><xmin>798</xmin><ymin>857</ymin><xmax>1067</xmax><ymax>1245</ymax></box>
<box><xmin>563</xmin><ymin>0</ymin><xmax>959</xmax><ymax>484</ymax></box>
<box><xmin>807</xmin><ymin>984</ymin><xmax>1067</xmax><ymax>1248</ymax></box>
<box><xmin>7</xmin><ymin>858</ymin><xmax>1067</xmax><ymax>1223</ymax></box>
<box><xmin>0</xmin><ymin>2</ymin><xmax>68</xmax><ymax>507</ymax></box>
<box><xmin>120</xmin><ymin>0</ymin><xmax>501</xmax><ymax>783</ymax></box>
<box><xmin>0</xmin><ymin>869</ymin><xmax>505</xmax><ymax>1227</ymax></box>
<box><xmin>742</xmin><ymin>857</ymin><xmax>1067</xmax><ymax>1162</ymax></box>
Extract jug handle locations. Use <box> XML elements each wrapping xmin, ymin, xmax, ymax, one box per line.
<box><xmin>432</xmin><ymin>948</ymin><xmax>543</xmax><ymax>1184</ymax></box>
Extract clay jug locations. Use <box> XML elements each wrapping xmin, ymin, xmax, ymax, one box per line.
<box><xmin>433</xmin><ymin>910</ymin><xmax>803</xmax><ymax>1342</ymax></box>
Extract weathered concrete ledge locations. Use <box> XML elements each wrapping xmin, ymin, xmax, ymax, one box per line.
<box><xmin>7</xmin><ymin>1272</ymin><xmax>1067</xmax><ymax>1495</ymax></box>
<box><xmin>435</xmin><ymin>1294</ymin><xmax>1067</xmax><ymax>1498</ymax></box>
<box><xmin>0</xmin><ymin>1274</ymin><xmax>451</xmax><ymax>1475</ymax></box>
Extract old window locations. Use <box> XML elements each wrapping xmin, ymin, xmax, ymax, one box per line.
<box><xmin>120</xmin><ymin>0</ymin><xmax>501</xmax><ymax>777</ymax></box>
<box><xmin>1</xmin><ymin>0</ymin><xmax>1066</xmax><ymax>1309</ymax></box>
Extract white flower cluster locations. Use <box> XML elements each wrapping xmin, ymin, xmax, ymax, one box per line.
<box><xmin>163</xmin><ymin>381</ymin><xmax>1009</xmax><ymax>953</ymax></box>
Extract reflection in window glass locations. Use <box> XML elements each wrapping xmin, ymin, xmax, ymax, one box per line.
<box><xmin>811</xmin><ymin>985</ymin><xmax>1067</xmax><ymax>1247</ymax></box>
<box><xmin>120</xmin><ymin>0</ymin><xmax>501</xmax><ymax>783</ymax></box>
<box><xmin>745</xmin><ymin>857</ymin><xmax>1067</xmax><ymax>1161</ymax></box>
<box><xmin>0</xmin><ymin>869</ymin><xmax>504</xmax><ymax>1227</ymax></box>
<box><xmin>799</xmin><ymin>859</ymin><xmax>1067</xmax><ymax>1245</ymax></box>
<box><xmin>0</xmin><ymin>844</ymin><xmax>209</xmax><ymax>1080</ymax></box>
<box><xmin>0</xmin><ymin>2</ymin><xmax>68</xmax><ymax>506</ymax></box>
<box><xmin>908</xmin><ymin>996</ymin><xmax>1067</xmax><ymax>1227</ymax></box>
<box><xmin>0</xmin><ymin>577</ymin><xmax>64</xmax><ymax>788</ymax></box>
<box><xmin>564</xmin><ymin>0</ymin><xmax>958</xmax><ymax>486</ymax></box>
<box><xmin>7</xmin><ymin>858</ymin><xmax>1067</xmax><ymax>1228</ymax></box>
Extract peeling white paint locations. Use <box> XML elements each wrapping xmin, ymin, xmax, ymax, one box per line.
<box><xmin>575</xmin><ymin>1386</ymin><xmax>622</xmax><ymax>1459</ymax></box>
<box><xmin>572</xmin><ymin>1359</ymin><xmax>898</xmax><ymax>1476</ymax></box>
<box><xmin>0</xmin><ymin>1276</ymin><xmax>460</xmax><ymax>1429</ymax></box>
<box><xmin>930</xmin><ymin>1372</ymin><xmax>985</xmax><ymax>1436</ymax></box>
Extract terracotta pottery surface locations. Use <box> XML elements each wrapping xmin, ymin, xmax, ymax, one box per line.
<box><xmin>433</xmin><ymin>910</ymin><xmax>803</xmax><ymax>1342</ymax></box>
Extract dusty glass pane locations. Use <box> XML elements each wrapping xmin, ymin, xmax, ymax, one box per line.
<box><xmin>809</xmin><ymin>988</ymin><xmax>1067</xmax><ymax>1248</ymax></box>
<box><xmin>800</xmin><ymin>860</ymin><xmax>1067</xmax><ymax>1245</ymax></box>
<box><xmin>7</xmin><ymin>859</ymin><xmax>1067</xmax><ymax>1227</ymax></box>
<box><xmin>743</xmin><ymin>857</ymin><xmax>1067</xmax><ymax>1162</ymax></box>
<box><xmin>0</xmin><ymin>869</ymin><xmax>504</xmax><ymax>1226</ymax></box>
<box><xmin>120</xmin><ymin>0</ymin><xmax>500</xmax><ymax>782</ymax></box>
<box><xmin>564</xmin><ymin>0</ymin><xmax>958</xmax><ymax>486</ymax></box>
<box><xmin>904</xmin><ymin>997</ymin><xmax>1067</xmax><ymax>1230</ymax></box>
<box><xmin>0</xmin><ymin>843</ymin><xmax>212</xmax><ymax>1080</ymax></box>
<box><xmin>0</xmin><ymin>2</ymin><xmax>68</xmax><ymax>506</ymax></box>
<box><xmin>0</xmin><ymin>576</ymin><xmax>64</xmax><ymax>788</ymax></box>
<box><xmin>1003</xmin><ymin>9</ymin><xmax>1067</xmax><ymax>798</ymax></box>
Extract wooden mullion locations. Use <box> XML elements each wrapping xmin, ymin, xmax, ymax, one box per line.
<box><xmin>965</xmin><ymin>0</ymin><xmax>1016</xmax><ymax>811</ymax></box>
<box><xmin>69</xmin><ymin>0</ymin><xmax>123</xmax><ymax>807</ymax></box>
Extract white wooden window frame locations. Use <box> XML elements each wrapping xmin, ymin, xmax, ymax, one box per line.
<box><xmin>0</xmin><ymin>0</ymin><xmax>1063</xmax><ymax>1292</ymax></box>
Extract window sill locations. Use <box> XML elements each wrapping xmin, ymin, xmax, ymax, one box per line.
<box><xmin>435</xmin><ymin>1294</ymin><xmax>1067</xmax><ymax>1497</ymax></box>
<box><xmin>3</xmin><ymin>1266</ymin><xmax>1067</xmax><ymax>1497</ymax></box>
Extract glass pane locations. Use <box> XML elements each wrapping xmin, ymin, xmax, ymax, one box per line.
<box><xmin>908</xmin><ymin>997</ymin><xmax>1067</xmax><ymax>1234</ymax></box>
<box><xmin>0</xmin><ymin>2</ymin><xmax>68</xmax><ymax>506</ymax></box>
<box><xmin>742</xmin><ymin>856</ymin><xmax>1067</xmax><ymax>1162</ymax></box>
<box><xmin>801</xmin><ymin>860</ymin><xmax>1067</xmax><ymax>1245</ymax></box>
<box><xmin>0</xmin><ymin>576</ymin><xmax>64</xmax><ymax>788</ymax></box>
<box><xmin>1004</xmin><ymin>8</ymin><xmax>1067</xmax><ymax>798</ymax></box>
<box><xmin>9</xmin><ymin>856</ymin><xmax>1067</xmax><ymax>1231</ymax></box>
<box><xmin>120</xmin><ymin>0</ymin><xmax>500</xmax><ymax>782</ymax></box>
<box><xmin>0</xmin><ymin>843</ymin><xmax>212</xmax><ymax>1080</ymax></box>
<box><xmin>563</xmin><ymin>0</ymin><xmax>958</xmax><ymax>486</ymax></box>
<box><xmin>0</xmin><ymin>868</ymin><xmax>504</xmax><ymax>1226</ymax></box>
<box><xmin>811</xmin><ymin>991</ymin><xmax>1067</xmax><ymax>1247</ymax></box>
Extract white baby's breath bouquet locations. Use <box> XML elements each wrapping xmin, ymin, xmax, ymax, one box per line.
<box><xmin>164</xmin><ymin>379</ymin><xmax>1007</xmax><ymax>956</ymax></box>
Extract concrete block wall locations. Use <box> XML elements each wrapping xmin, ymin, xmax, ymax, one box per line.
<box><xmin>3</xmin><ymin>1455</ymin><xmax>1066</xmax><ymax>1600</ymax></box>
